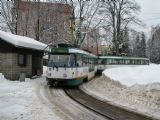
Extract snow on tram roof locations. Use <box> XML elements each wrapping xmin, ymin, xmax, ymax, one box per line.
<box><xmin>0</xmin><ymin>30</ymin><xmax>48</xmax><ymax>51</ymax></box>
<box><xmin>69</xmin><ymin>48</ymin><xmax>97</xmax><ymax>58</ymax></box>
<box><xmin>99</xmin><ymin>56</ymin><xmax>149</xmax><ymax>60</ymax></box>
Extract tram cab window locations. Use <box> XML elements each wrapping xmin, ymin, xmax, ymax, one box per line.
<box><xmin>48</xmin><ymin>54</ymin><xmax>70</xmax><ymax>67</ymax></box>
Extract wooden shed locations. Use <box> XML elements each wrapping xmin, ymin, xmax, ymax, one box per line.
<box><xmin>0</xmin><ymin>30</ymin><xmax>48</xmax><ymax>80</ymax></box>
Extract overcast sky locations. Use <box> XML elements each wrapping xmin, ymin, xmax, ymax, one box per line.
<box><xmin>135</xmin><ymin>0</ymin><xmax>160</xmax><ymax>32</ymax></box>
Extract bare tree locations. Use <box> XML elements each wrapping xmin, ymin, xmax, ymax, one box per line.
<box><xmin>1</xmin><ymin>0</ymin><xmax>102</xmax><ymax>47</ymax></box>
<box><xmin>0</xmin><ymin>0</ymin><xmax>32</xmax><ymax>35</ymax></box>
<box><xmin>0</xmin><ymin>0</ymin><xmax>15</xmax><ymax>33</ymax></box>
<box><xmin>148</xmin><ymin>25</ymin><xmax>160</xmax><ymax>63</ymax></box>
<box><xmin>64</xmin><ymin>0</ymin><xmax>103</xmax><ymax>48</ymax></box>
<box><xmin>100</xmin><ymin>0</ymin><xmax>141</xmax><ymax>55</ymax></box>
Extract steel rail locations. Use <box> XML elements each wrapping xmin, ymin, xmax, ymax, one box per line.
<box><xmin>64</xmin><ymin>87</ymin><xmax>158</xmax><ymax>120</ymax></box>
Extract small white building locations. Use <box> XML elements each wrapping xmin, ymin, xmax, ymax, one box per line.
<box><xmin>0</xmin><ymin>30</ymin><xmax>48</xmax><ymax>80</ymax></box>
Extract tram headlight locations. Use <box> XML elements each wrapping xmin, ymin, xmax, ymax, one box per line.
<box><xmin>49</xmin><ymin>67</ymin><xmax>52</xmax><ymax>71</ymax></box>
<box><xmin>47</xmin><ymin>73</ymin><xmax>51</xmax><ymax>76</ymax></box>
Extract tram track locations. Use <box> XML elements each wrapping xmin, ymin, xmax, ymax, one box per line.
<box><xmin>37</xmin><ymin>81</ymin><xmax>107</xmax><ymax>120</ymax></box>
<box><xmin>37</xmin><ymin>78</ymin><xmax>158</xmax><ymax>120</ymax></box>
<box><xmin>64</xmin><ymin>87</ymin><xmax>158</xmax><ymax>120</ymax></box>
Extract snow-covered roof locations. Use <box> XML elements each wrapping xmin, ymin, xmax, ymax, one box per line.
<box><xmin>0</xmin><ymin>30</ymin><xmax>48</xmax><ymax>51</ymax></box>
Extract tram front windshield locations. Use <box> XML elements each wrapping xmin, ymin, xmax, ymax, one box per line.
<box><xmin>48</xmin><ymin>54</ymin><xmax>75</xmax><ymax>67</ymax></box>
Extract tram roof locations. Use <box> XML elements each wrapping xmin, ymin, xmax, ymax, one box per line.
<box><xmin>98</xmin><ymin>56</ymin><xmax>149</xmax><ymax>60</ymax></box>
<box><xmin>50</xmin><ymin>47</ymin><xmax>97</xmax><ymax>58</ymax></box>
<box><xmin>69</xmin><ymin>48</ymin><xmax>97</xmax><ymax>58</ymax></box>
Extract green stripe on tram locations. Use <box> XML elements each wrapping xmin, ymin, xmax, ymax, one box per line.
<box><xmin>51</xmin><ymin>48</ymin><xmax>69</xmax><ymax>53</ymax></box>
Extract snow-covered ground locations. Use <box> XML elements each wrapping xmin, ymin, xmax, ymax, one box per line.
<box><xmin>1</xmin><ymin>64</ymin><xmax>160</xmax><ymax>119</ymax></box>
<box><xmin>0</xmin><ymin>66</ymin><xmax>106</xmax><ymax>120</ymax></box>
<box><xmin>0</xmin><ymin>68</ymin><xmax>61</xmax><ymax>120</ymax></box>
<box><xmin>81</xmin><ymin>64</ymin><xmax>160</xmax><ymax>119</ymax></box>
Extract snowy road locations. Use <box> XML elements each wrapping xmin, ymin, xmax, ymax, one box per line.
<box><xmin>0</xmin><ymin>75</ymin><xmax>106</xmax><ymax>120</ymax></box>
<box><xmin>38</xmin><ymin>85</ymin><xmax>107</xmax><ymax>120</ymax></box>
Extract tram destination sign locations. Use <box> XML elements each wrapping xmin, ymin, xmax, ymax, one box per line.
<box><xmin>51</xmin><ymin>48</ymin><xmax>69</xmax><ymax>54</ymax></box>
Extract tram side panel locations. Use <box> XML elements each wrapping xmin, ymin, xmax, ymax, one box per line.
<box><xmin>97</xmin><ymin>56</ymin><xmax>150</xmax><ymax>74</ymax></box>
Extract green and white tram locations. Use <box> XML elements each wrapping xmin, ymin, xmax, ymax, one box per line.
<box><xmin>97</xmin><ymin>56</ymin><xmax>149</xmax><ymax>74</ymax></box>
<box><xmin>46</xmin><ymin>45</ymin><xmax>97</xmax><ymax>86</ymax></box>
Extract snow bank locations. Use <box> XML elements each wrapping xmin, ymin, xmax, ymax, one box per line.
<box><xmin>81</xmin><ymin>64</ymin><xmax>160</xmax><ymax>119</ymax></box>
<box><xmin>0</xmin><ymin>30</ymin><xmax>49</xmax><ymax>51</ymax></box>
<box><xmin>0</xmin><ymin>73</ymin><xmax>5</xmax><ymax>81</ymax></box>
<box><xmin>103</xmin><ymin>64</ymin><xmax>160</xmax><ymax>87</ymax></box>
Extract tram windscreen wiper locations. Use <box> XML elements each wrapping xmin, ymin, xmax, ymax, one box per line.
<box><xmin>52</xmin><ymin>62</ymin><xmax>58</xmax><ymax>69</ymax></box>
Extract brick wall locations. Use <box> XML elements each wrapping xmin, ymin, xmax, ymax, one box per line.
<box><xmin>0</xmin><ymin>53</ymin><xmax>32</xmax><ymax>80</ymax></box>
<box><xmin>12</xmin><ymin>1</ymin><xmax>72</xmax><ymax>45</ymax></box>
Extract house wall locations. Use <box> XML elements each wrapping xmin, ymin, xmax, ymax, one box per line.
<box><xmin>0</xmin><ymin>40</ymin><xmax>43</xmax><ymax>80</ymax></box>
<box><xmin>0</xmin><ymin>53</ymin><xmax>32</xmax><ymax>80</ymax></box>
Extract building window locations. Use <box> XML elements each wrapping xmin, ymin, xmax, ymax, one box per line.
<box><xmin>18</xmin><ymin>54</ymin><xmax>26</xmax><ymax>66</ymax></box>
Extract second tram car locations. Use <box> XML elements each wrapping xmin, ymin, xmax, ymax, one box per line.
<box><xmin>46</xmin><ymin>45</ymin><xmax>97</xmax><ymax>86</ymax></box>
<box><xmin>97</xmin><ymin>56</ymin><xmax>149</xmax><ymax>74</ymax></box>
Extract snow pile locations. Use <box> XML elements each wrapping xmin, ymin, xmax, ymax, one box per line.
<box><xmin>43</xmin><ymin>66</ymin><xmax>47</xmax><ymax>76</ymax></box>
<box><xmin>103</xmin><ymin>64</ymin><xmax>160</xmax><ymax>87</ymax></box>
<box><xmin>0</xmin><ymin>30</ymin><xmax>49</xmax><ymax>51</ymax></box>
<box><xmin>81</xmin><ymin>64</ymin><xmax>160</xmax><ymax>119</ymax></box>
<box><xmin>0</xmin><ymin>73</ymin><xmax>5</xmax><ymax>81</ymax></box>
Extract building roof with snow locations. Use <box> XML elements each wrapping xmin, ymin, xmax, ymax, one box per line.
<box><xmin>0</xmin><ymin>30</ymin><xmax>48</xmax><ymax>51</ymax></box>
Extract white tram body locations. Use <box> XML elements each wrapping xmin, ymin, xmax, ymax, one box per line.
<box><xmin>97</xmin><ymin>56</ymin><xmax>149</xmax><ymax>74</ymax></box>
<box><xmin>46</xmin><ymin>46</ymin><xmax>97</xmax><ymax>86</ymax></box>
<box><xmin>46</xmin><ymin>44</ymin><xmax>150</xmax><ymax>86</ymax></box>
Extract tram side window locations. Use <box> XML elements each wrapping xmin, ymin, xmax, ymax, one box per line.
<box><xmin>107</xmin><ymin>59</ymin><xmax>112</xmax><ymax>64</ymax></box>
<box><xmin>94</xmin><ymin>58</ymin><xmax>97</xmax><ymax>65</ymax></box>
<box><xmin>130</xmin><ymin>60</ymin><xmax>134</xmax><ymax>64</ymax></box>
<box><xmin>82</xmin><ymin>55</ymin><xmax>88</xmax><ymax>66</ymax></box>
<box><xmin>69</xmin><ymin>54</ymin><xmax>76</xmax><ymax>67</ymax></box>
<box><xmin>133</xmin><ymin>60</ymin><xmax>136</xmax><ymax>64</ymax></box>
<box><xmin>88</xmin><ymin>57</ymin><xmax>94</xmax><ymax>70</ymax></box>
<box><xmin>76</xmin><ymin>54</ymin><xmax>83</xmax><ymax>67</ymax></box>
<box><xmin>98</xmin><ymin>59</ymin><xmax>102</xmax><ymax>64</ymax></box>
<box><xmin>120</xmin><ymin>59</ymin><xmax>125</xmax><ymax>64</ymax></box>
<box><xmin>137</xmin><ymin>60</ymin><xmax>141</xmax><ymax>65</ymax></box>
<box><xmin>101</xmin><ymin>59</ymin><xmax>105</xmax><ymax>64</ymax></box>
<box><xmin>89</xmin><ymin>58</ymin><xmax>92</xmax><ymax>67</ymax></box>
<box><xmin>125</xmin><ymin>60</ymin><xmax>130</xmax><ymax>64</ymax></box>
<box><xmin>91</xmin><ymin>58</ymin><xmax>94</xmax><ymax>68</ymax></box>
<box><xmin>112</xmin><ymin>59</ymin><xmax>117</xmax><ymax>64</ymax></box>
